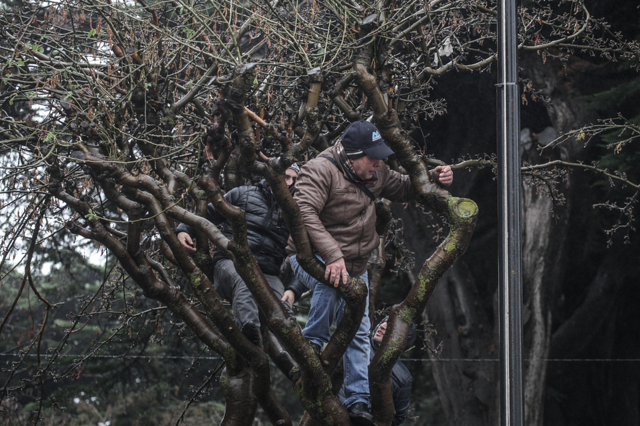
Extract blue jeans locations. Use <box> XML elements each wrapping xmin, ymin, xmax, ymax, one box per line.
<box><xmin>289</xmin><ymin>255</ymin><xmax>371</xmax><ymax>408</ymax></box>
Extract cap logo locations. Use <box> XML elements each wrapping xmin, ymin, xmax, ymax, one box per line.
<box><xmin>372</xmin><ymin>131</ymin><xmax>382</xmax><ymax>141</ymax></box>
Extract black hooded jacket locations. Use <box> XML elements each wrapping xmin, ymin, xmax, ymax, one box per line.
<box><xmin>338</xmin><ymin>318</ymin><xmax>415</xmax><ymax>425</ymax></box>
<box><xmin>176</xmin><ymin>180</ymin><xmax>289</xmax><ymax>276</ymax></box>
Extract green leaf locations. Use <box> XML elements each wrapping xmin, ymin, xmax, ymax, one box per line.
<box><xmin>28</xmin><ymin>43</ymin><xmax>44</xmax><ymax>53</ymax></box>
<box><xmin>16</xmin><ymin>60</ymin><xmax>24</xmax><ymax>66</ymax></box>
<box><xmin>88</xmin><ymin>29</ymin><xmax>97</xmax><ymax>38</ymax></box>
<box><xmin>85</xmin><ymin>209</ymin><xmax>98</xmax><ymax>221</ymax></box>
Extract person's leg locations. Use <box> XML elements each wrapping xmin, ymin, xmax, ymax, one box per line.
<box><xmin>213</xmin><ymin>259</ymin><xmax>260</xmax><ymax>329</ymax></box>
<box><xmin>289</xmin><ymin>255</ymin><xmax>342</xmax><ymax>348</ymax></box>
<box><xmin>288</xmin><ymin>255</ymin><xmax>319</xmax><ymax>290</ymax></box>
<box><xmin>263</xmin><ymin>273</ymin><xmax>295</xmax><ymax>319</ymax></box>
<box><xmin>335</xmin><ymin>270</ymin><xmax>371</xmax><ymax>408</ymax></box>
<box><xmin>290</xmin><ymin>256</ymin><xmax>373</xmax><ymax>424</ymax></box>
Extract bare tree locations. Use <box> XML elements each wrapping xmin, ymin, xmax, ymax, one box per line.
<box><xmin>0</xmin><ymin>0</ymin><xmax>638</xmax><ymax>425</ymax></box>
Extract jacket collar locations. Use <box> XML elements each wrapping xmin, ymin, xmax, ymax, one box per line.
<box><xmin>332</xmin><ymin>142</ymin><xmax>378</xmax><ymax>185</ymax></box>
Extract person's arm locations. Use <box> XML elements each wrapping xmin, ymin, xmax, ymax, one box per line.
<box><xmin>294</xmin><ymin>160</ymin><xmax>346</xmax><ymax>286</ymax></box>
<box><xmin>207</xmin><ymin>187</ymin><xmax>239</xmax><ymax>225</ymax></box>
<box><xmin>281</xmin><ymin>275</ymin><xmax>306</xmax><ymax>307</ymax></box>
<box><xmin>324</xmin><ymin>258</ymin><xmax>347</xmax><ymax>287</ymax></box>
<box><xmin>281</xmin><ymin>290</ymin><xmax>295</xmax><ymax>308</ymax></box>
<box><xmin>176</xmin><ymin>219</ymin><xmax>197</xmax><ymax>252</ymax></box>
<box><xmin>177</xmin><ymin>231</ymin><xmax>197</xmax><ymax>253</ymax></box>
<box><xmin>430</xmin><ymin>165</ymin><xmax>453</xmax><ymax>186</ymax></box>
<box><xmin>379</xmin><ymin>165</ymin><xmax>415</xmax><ymax>203</ymax></box>
<box><xmin>380</xmin><ymin>163</ymin><xmax>453</xmax><ymax>204</ymax></box>
<box><xmin>176</xmin><ymin>188</ymin><xmax>238</xmax><ymax>252</ymax></box>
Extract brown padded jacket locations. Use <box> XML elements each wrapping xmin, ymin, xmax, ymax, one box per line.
<box><xmin>286</xmin><ymin>146</ymin><xmax>414</xmax><ymax>276</ymax></box>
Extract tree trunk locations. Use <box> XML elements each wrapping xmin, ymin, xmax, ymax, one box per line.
<box><xmin>521</xmin><ymin>172</ymin><xmax>565</xmax><ymax>426</ymax></box>
<box><xmin>426</xmin><ymin>265</ymin><xmax>497</xmax><ymax>426</ymax></box>
<box><xmin>400</xmin><ymin>52</ymin><xmax>604</xmax><ymax>426</ymax></box>
<box><xmin>519</xmin><ymin>51</ymin><xmax>597</xmax><ymax>426</ymax></box>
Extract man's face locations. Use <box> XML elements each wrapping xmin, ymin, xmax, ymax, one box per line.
<box><xmin>285</xmin><ymin>169</ymin><xmax>298</xmax><ymax>186</ymax></box>
<box><xmin>350</xmin><ymin>155</ymin><xmax>382</xmax><ymax>180</ymax></box>
<box><xmin>373</xmin><ymin>320</ymin><xmax>387</xmax><ymax>344</ymax></box>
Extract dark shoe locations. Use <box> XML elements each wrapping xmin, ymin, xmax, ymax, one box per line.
<box><xmin>347</xmin><ymin>402</ymin><xmax>375</xmax><ymax>426</ymax></box>
<box><xmin>241</xmin><ymin>322</ymin><xmax>262</xmax><ymax>346</ymax></box>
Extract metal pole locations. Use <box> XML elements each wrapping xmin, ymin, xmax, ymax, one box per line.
<box><xmin>497</xmin><ymin>0</ymin><xmax>524</xmax><ymax>424</ymax></box>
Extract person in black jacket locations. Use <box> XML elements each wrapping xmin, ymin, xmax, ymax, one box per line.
<box><xmin>337</xmin><ymin>317</ymin><xmax>415</xmax><ymax>426</ymax></box>
<box><xmin>177</xmin><ymin>164</ymin><xmax>301</xmax><ymax>344</ymax></box>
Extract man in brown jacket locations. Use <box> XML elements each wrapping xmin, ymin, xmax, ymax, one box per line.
<box><xmin>287</xmin><ymin>121</ymin><xmax>452</xmax><ymax>425</ymax></box>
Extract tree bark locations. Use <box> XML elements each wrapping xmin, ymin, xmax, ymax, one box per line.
<box><xmin>427</xmin><ymin>266</ymin><xmax>497</xmax><ymax>426</ymax></box>
<box><xmin>519</xmin><ymin>51</ymin><xmax>597</xmax><ymax>426</ymax></box>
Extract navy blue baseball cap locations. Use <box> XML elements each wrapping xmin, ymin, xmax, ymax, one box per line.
<box><xmin>341</xmin><ymin>120</ymin><xmax>394</xmax><ymax>160</ymax></box>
